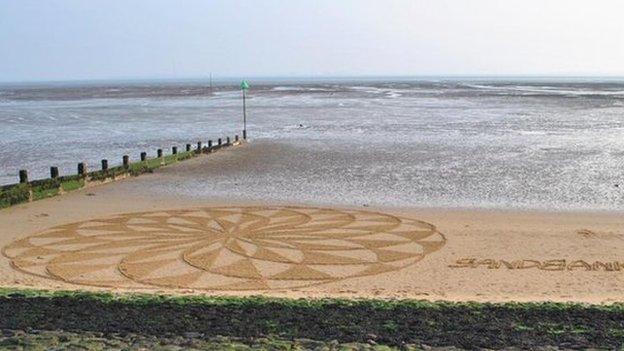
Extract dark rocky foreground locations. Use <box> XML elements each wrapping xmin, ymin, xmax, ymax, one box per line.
<box><xmin>0</xmin><ymin>329</ymin><xmax>585</xmax><ymax>351</ymax></box>
<box><xmin>1</xmin><ymin>289</ymin><xmax>624</xmax><ymax>349</ymax></box>
<box><xmin>3</xmin><ymin>329</ymin><xmax>410</xmax><ymax>350</ymax></box>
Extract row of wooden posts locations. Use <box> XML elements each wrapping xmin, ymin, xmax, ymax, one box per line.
<box><xmin>17</xmin><ymin>135</ymin><xmax>240</xmax><ymax>184</ymax></box>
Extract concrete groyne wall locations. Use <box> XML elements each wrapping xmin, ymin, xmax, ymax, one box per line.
<box><xmin>0</xmin><ymin>135</ymin><xmax>244</xmax><ymax>209</ymax></box>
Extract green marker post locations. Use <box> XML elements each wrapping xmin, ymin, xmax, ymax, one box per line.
<box><xmin>240</xmin><ymin>80</ymin><xmax>250</xmax><ymax>139</ymax></box>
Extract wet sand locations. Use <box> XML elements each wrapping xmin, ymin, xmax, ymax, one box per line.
<box><xmin>1</xmin><ymin>145</ymin><xmax>623</xmax><ymax>303</ymax></box>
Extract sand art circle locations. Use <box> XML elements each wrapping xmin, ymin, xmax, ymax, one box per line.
<box><xmin>3</xmin><ymin>207</ymin><xmax>445</xmax><ymax>290</ymax></box>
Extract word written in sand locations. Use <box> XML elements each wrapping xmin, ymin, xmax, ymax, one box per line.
<box><xmin>3</xmin><ymin>206</ymin><xmax>446</xmax><ymax>291</ymax></box>
<box><xmin>449</xmin><ymin>258</ymin><xmax>624</xmax><ymax>271</ymax></box>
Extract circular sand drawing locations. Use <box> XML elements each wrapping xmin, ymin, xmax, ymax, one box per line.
<box><xmin>3</xmin><ymin>207</ymin><xmax>445</xmax><ymax>290</ymax></box>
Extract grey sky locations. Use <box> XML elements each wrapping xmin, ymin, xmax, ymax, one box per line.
<box><xmin>1</xmin><ymin>0</ymin><xmax>624</xmax><ymax>82</ymax></box>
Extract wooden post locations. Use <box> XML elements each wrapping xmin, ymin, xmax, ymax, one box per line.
<box><xmin>157</xmin><ymin>148</ymin><xmax>164</xmax><ymax>165</ymax></box>
<box><xmin>172</xmin><ymin>146</ymin><xmax>178</xmax><ymax>155</ymax></box>
<box><xmin>101</xmin><ymin>159</ymin><xmax>108</xmax><ymax>171</ymax></box>
<box><xmin>19</xmin><ymin>170</ymin><xmax>28</xmax><ymax>184</ymax></box>
<box><xmin>77</xmin><ymin>162</ymin><xmax>87</xmax><ymax>177</ymax></box>
<box><xmin>186</xmin><ymin>144</ymin><xmax>191</xmax><ymax>152</ymax></box>
<box><xmin>123</xmin><ymin>155</ymin><xmax>130</xmax><ymax>169</ymax></box>
<box><xmin>235</xmin><ymin>135</ymin><xmax>239</xmax><ymax>142</ymax></box>
<box><xmin>197</xmin><ymin>141</ymin><xmax>202</xmax><ymax>154</ymax></box>
<box><xmin>140</xmin><ymin>152</ymin><xmax>147</xmax><ymax>162</ymax></box>
<box><xmin>50</xmin><ymin>167</ymin><xmax>59</xmax><ymax>179</ymax></box>
<box><xmin>208</xmin><ymin>140</ymin><xmax>213</xmax><ymax>149</ymax></box>
<box><xmin>218</xmin><ymin>138</ymin><xmax>222</xmax><ymax>146</ymax></box>
<box><xmin>226</xmin><ymin>137</ymin><xmax>231</xmax><ymax>145</ymax></box>
<box><xmin>18</xmin><ymin>170</ymin><xmax>33</xmax><ymax>202</ymax></box>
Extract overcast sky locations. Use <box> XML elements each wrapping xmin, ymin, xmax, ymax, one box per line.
<box><xmin>2</xmin><ymin>0</ymin><xmax>624</xmax><ymax>82</ymax></box>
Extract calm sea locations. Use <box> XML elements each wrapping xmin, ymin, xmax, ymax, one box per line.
<box><xmin>1</xmin><ymin>78</ymin><xmax>623</xmax><ymax>210</ymax></box>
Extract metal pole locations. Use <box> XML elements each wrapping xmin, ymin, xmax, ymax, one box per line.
<box><xmin>243</xmin><ymin>89</ymin><xmax>247</xmax><ymax>139</ymax></box>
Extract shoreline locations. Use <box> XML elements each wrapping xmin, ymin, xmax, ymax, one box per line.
<box><xmin>4</xmin><ymin>137</ymin><xmax>622</xmax><ymax>213</ymax></box>
<box><xmin>1</xmin><ymin>145</ymin><xmax>623</xmax><ymax>304</ymax></box>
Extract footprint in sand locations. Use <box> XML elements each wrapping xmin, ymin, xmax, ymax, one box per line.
<box><xmin>576</xmin><ymin>229</ymin><xmax>596</xmax><ymax>238</ymax></box>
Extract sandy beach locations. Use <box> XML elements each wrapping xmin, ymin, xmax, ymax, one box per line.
<box><xmin>2</xmin><ymin>144</ymin><xmax>623</xmax><ymax>304</ymax></box>
<box><xmin>5</xmin><ymin>3</ymin><xmax>624</xmax><ymax>348</ymax></box>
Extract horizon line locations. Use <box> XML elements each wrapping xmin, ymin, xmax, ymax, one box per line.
<box><xmin>3</xmin><ymin>74</ymin><xmax>624</xmax><ymax>85</ymax></box>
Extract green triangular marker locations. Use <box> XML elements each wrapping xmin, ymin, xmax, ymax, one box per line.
<box><xmin>240</xmin><ymin>80</ymin><xmax>250</xmax><ymax>90</ymax></box>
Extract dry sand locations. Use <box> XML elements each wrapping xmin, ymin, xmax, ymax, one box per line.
<box><xmin>1</xmin><ymin>146</ymin><xmax>624</xmax><ymax>304</ymax></box>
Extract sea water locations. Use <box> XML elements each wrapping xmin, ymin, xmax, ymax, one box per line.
<box><xmin>1</xmin><ymin>78</ymin><xmax>623</xmax><ymax>210</ymax></box>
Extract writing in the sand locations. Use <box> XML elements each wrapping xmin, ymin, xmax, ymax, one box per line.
<box><xmin>449</xmin><ymin>258</ymin><xmax>624</xmax><ymax>271</ymax></box>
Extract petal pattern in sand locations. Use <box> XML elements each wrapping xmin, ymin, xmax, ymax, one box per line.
<box><xmin>2</xmin><ymin>206</ymin><xmax>446</xmax><ymax>290</ymax></box>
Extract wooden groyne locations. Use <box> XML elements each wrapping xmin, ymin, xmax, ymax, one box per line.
<box><xmin>0</xmin><ymin>135</ymin><xmax>244</xmax><ymax>209</ymax></box>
